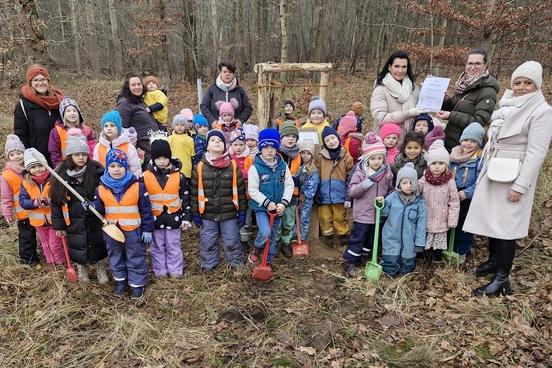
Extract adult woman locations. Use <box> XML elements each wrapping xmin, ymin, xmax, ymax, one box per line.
<box><xmin>116</xmin><ymin>73</ymin><xmax>158</xmax><ymax>162</ymax></box>
<box><xmin>437</xmin><ymin>48</ymin><xmax>500</xmax><ymax>151</ymax></box>
<box><xmin>14</xmin><ymin>64</ymin><xmax>64</xmax><ymax>166</ymax></box>
<box><xmin>370</xmin><ymin>51</ymin><xmax>424</xmax><ymax>133</ymax></box>
<box><xmin>200</xmin><ymin>61</ymin><xmax>253</xmax><ymax>127</ymax></box>
<box><xmin>464</xmin><ymin>61</ymin><xmax>552</xmax><ymax>297</ymax></box>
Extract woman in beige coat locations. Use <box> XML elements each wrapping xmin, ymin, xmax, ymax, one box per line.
<box><xmin>464</xmin><ymin>61</ymin><xmax>552</xmax><ymax>297</ymax></box>
<box><xmin>370</xmin><ymin>51</ymin><xmax>425</xmax><ymax>134</ymax></box>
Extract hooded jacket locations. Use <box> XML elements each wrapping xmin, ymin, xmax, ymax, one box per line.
<box><xmin>315</xmin><ymin>147</ymin><xmax>354</xmax><ymax>204</ymax></box>
<box><xmin>200</xmin><ymin>78</ymin><xmax>253</xmax><ymax>125</ymax></box>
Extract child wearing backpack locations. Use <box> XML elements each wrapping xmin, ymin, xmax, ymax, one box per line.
<box><xmin>1</xmin><ymin>135</ymin><xmax>38</xmax><ymax>264</ymax></box>
<box><xmin>94</xmin><ymin>149</ymin><xmax>154</xmax><ymax>299</ymax></box>
<box><xmin>297</xmin><ymin>140</ymin><xmax>319</xmax><ymax>242</ymax></box>
<box><xmin>168</xmin><ymin>114</ymin><xmax>195</xmax><ymax>180</ymax></box>
<box><xmin>337</xmin><ymin>111</ymin><xmax>364</xmax><ymax>163</ymax></box>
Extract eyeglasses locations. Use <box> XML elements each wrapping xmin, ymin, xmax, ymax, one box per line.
<box><xmin>466</xmin><ymin>62</ymin><xmax>484</xmax><ymax>68</ymax></box>
<box><xmin>32</xmin><ymin>78</ymin><xmax>48</xmax><ymax>84</ymax></box>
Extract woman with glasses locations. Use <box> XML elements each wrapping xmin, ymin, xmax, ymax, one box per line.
<box><xmin>437</xmin><ymin>48</ymin><xmax>500</xmax><ymax>151</ymax></box>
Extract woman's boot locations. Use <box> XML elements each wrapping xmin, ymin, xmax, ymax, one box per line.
<box><xmin>473</xmin><ymin>239</ymin><xmax>515</xmax><ymax>297</ymax></box>
<box><xmin>77</xmin><ymin>264</ymin><xmax>90</xmax><ymax>283</ymax></box>
<box><xmin>95</xmin><ymin>261</ymin><xmax>109</xmax><ymax>284</ymax></box>
<box><xmin>475</xmin><ymin>238</ymin><xmax>497</xmax><ymax>277</ymax></box>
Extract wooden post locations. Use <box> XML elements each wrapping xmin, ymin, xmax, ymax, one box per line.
<box><xmin>319</xmin><ymin>71</ymin><xmax>329</xmax><ymax>102</ymax></box>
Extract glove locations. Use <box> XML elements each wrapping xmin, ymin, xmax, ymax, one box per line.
<box><xmin>344</xmin><ymin>201</ymin><xmax>352</xmax><ymax>209</ymax></box>
<box><xmin>408</xmin><ymin>107</ymin><xmax>428</xmax><ymax>117</ymax></box>
<box><xmin>361</xmin><ymin>178</ymin><xmax>373</xmax><ymax>189</ymax></box>
<box><xmin>81</xmin><ymin>200</ymin><xmax>94</xmax><ymax>212</ymax></box>
<box><xmin>192</xmin><ymin>214</ymin><xmax>203</xmax><ymax>228</ymax></box>
<box><xmin>141</xmin><ymin>232</ymin><xmax>153</xmax><ymax>244</ymax></box>
<box><xmin>237</xmin><ymin>211</ymin><xmax>247</xmax><ymax>227</ymax></box>
<box><xmin>180</xmin><ymin>221</ymin><xmax>192</xmax><ymax>230</ymax></box>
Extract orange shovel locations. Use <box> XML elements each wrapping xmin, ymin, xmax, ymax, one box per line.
<box><xmin>291</xmin><ymin>206</ymin><xmax>309</xmax><ymax>257</ymax></box>
<box><xmin>252</xmin><ymin>211</ymin><xmax>277</xmax><ymax>282</ymax></box>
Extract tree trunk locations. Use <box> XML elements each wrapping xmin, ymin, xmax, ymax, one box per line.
<box><xmin>279</xmin><ymin>0</ymin><xmax>289</xmax><ymax>64</ymax></box>
<box><xmin>85</xmin><ymin>0</ymin><xmax>99</xmax><ymax>74</ymax></box>
<box><xmin>69</xmin><ymin>0</ymin><xmax>81</xmax><ymax>69</ymax></box>
<box><xmin>19</xmin><ymin>0</ymin><xmax>49</xmax><ymax>64</ymax></box>
<box><xmin>107</xmin><ymin>0</ymin><xmax>123</xmax><ymax>76</ymax></box>
<box><xmin>210</xmin><ymin>0</ymin><xmax>221</xmax><ymax>66</ymax></box>
<box><xmin>481</xmin><ymin>0</ymin><xmax>497</xmax><ymax>65</ymax></box>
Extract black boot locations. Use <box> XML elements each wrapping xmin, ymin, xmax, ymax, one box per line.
<box><xmin>474</xmin><ymin>239</ymin><xmax>515</xmax><ymax>297</ymax></box>
<box><xmin>281</xmin><ymin>243</ymin><xmax>292</xmax><ymax>258</ymax></box>
<box><xmin>475</xmin><ymin>238</ymin><xmax>497</xmax><ymax>277</ymax></box>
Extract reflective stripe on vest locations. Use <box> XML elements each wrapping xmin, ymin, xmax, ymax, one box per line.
<box><xmin>97</xmin><ymin>143</ymin><xmax>130</xmax><ymax>167</ymax></box>
<box><xmin>98</xmin><ymin>182</ymin><xmax>141</xmax><ymax>231</ymax></box>
<box><xmin>2</xmin><ymin>170</ymin><xmax>29</xmax><ymax>220</ymax></box>
<box><xmin>22</xmin><ymin>180</ymin><xmax>51</xmax><ymax>227</ymax></box>
<box><xmin>143</xmin><ymin>171</ymin><xmax>181</xmax><ymax>216</ymax></box>
<box><xmin>62</xmin><ymin>201</ymin><xmax>70</xmax><ymax>226</ymax></box>
<box><xmin>196</xmin><ymin>160</ymin><xmax>239</xmax><ymax>215</ymax></box>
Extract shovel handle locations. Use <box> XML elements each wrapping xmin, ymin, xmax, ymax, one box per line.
<box><xmin>448</xmin><ymin>228</ymin><xmax>456</xmax><ymax>252</ymax></box>
<box><xmin>294</xmin><ymin>206</ymin><xmax>303</xmax><ymax>243</ymax></box>
<box><xmin>371</xmin><ymin>198</ymin><xmax>385</xmax><ymax>264</ymax></box>
<box><xmin>260</xmin><ymin>211</ymin><xmax>277</xmax><ymax>267</ymax></box>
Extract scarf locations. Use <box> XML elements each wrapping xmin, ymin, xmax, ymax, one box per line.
<box><xmin>230</xmin><ymin>146</ymin><xmax>250</xmax><ymax>159</ymax></box>
<box><xmin>454</xmin><ymin>69</ymin><xmax>490</xmax><ymax>95</ymax></box>
<box><xmin>31</xmin><ymin>171</ymin><xmax>50</xmax><ymax>185</ymax></box>
<box><xmin>67</xmin><ymin>165</ymin><xmax>87</xmax><ymax>179</ymax></box>
<box><xmin>249</xmin><ymin>146</ymin><xmax>258</xmax><ymax>156</ymax></box>
<box><xmin>216</xmin><ymin>75</ymin><xmax>238</xmax><ymax>93</ymax></box>
<box><xmin>327</xmin><ymin>147</ymin><xmax>341</xmax><ymax>161</ymax></box>
<box><xmin>399</xmin><ymin>192</ymin><xmax>416</xmax><ymax>206</ymax></box>
<box><xmin>21</xmin><ymin>84</ymin><xmax>64</xmax><ymax>110</ymax></box>
<box><xmin>100</xmin><ymin>171</ymin><xmax>134</xmax><ymax>195</ymax></box>
<box><xmin>424</xmin><ymin>168</ymin><xmax>452</xmax><ymax>185</ymax></box>
<box><xmin>382</xmin><ymin>73</ymin><xmax>414</xmax><ymax>104</ymax></box>
<box><xmin>205</xmin><ymin>151</ymin><xmax>231</xmax><ymax>169</ymax></box>
<box><xmin>449</xmin><ymin>146</ymin><xmax>481</xmax><ymax>164</ymax></box>
<box><xmin>5</xmin><ymin>161</ymin><xmax>24</xmax><ymax>175</ymax></box>
<box><xmin>362</xmin><ymin>160</ymin><xmax>387</xmax><ymax>181</ymax></box>
<box><xmin>280</xmin><ymin>145</ymin><xmax>300</xmax><ymax>160</ymax></box>
<box><xmin>497</xmin><ymin>89</ymin><xmax>537</xmax><ymax>109</ymax></box>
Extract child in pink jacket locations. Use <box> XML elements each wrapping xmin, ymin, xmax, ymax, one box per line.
<box><xmin>417</xmin><ymin>140</ymin><xmax>460</xmax><ymax>263</ymax></box>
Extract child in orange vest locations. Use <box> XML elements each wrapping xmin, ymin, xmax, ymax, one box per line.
<box><xmin>142</xmin><ymin>136</ymin><xmax>191</xmax><ymax>278</ymax></box>
<box><xmin>19</xmin><ymin>149</ymin><xmax>65</xmax><ymax>267</ymax></box>
<box><xmin>94</xmin><ymin>149</ymin><xmax>154</xmax><ymax>299</ymax></box>
<box><xmin>48</xmin><ymin>97</ymin><xmax>95</xmax><ymax>167</ymax></box>
<box><xmin>1</xmin><ymin>135</ymin><xmax>38</xmax><ymax>264</ymax></box>
<box><xmin>93</xmin><ymin>110</ymin><xmax>142</xmax><ymax>177</ymax></box>
<box><xmin>337</xmin><ymin>111</ymin><xmax>363</xmax><ymax>164</ymax></box>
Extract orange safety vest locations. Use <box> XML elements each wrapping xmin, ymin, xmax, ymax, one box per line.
<box><xmin>143</xmin><ymin>171</ymin><xmax>182</xmax><ymax>216</ymax></box>
<box><xmin>57</xmin><ymin>125</ymin><xmax>91</xmax><ymax>160</ymax></box>
<box><xmin>1</xmin><ymin>170</ymin><xmax>29</xmax><ymax>220</ymax></box>
<box><xmin>196</xmin><ymin>160</ymin><xmax>239</xmax><ymax>215</ymax></box>
<box><xmin>98</xmin><ymin>182</ymin><xmax>141</xmax><ymax>231</ymax></box>
<box><xmin>22</xmin><ymin>180</ymin><xmax>51</xmax><ymax>227</ymax></box>
<box><xmin>343</xmin><ymin>137</ymin><xmax>352</xmax><ymax>154</ymax></box>
<box><xmin>97</xmin><ymin>142</ymin><xmax>130</xmax><ymax>167</ymax></box>
<box><xmin>287</xmin><ymin>155</ymin><xmax>301</xmax><ymax>196</ymax></box>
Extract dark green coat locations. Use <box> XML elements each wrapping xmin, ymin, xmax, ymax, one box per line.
<box><xmin>391</xmin><ymin>153</ymin><xmax>427</xmax><ymax>187</ymax></box>
<box><xmin>442</xmin><ymin>75</ymin><xmax>500</xmax><ymax>150</ymax></box>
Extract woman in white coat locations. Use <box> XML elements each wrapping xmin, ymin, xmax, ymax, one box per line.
<box><xmin>370</xmin><ymin>50</ymin><xmax>426</xmax><ymax>134</ymax></box>
<box><xmin>464</xmin><ymin>61</ymin><xmax>552</xmax><ymax>297</ymax></box>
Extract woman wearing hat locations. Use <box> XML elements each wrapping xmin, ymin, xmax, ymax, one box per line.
<box><xmin>14</xmin><ymin>64</ymin><xmax>64</xmax><ymax>166</ymax></box>
<box><xmin>464</xmin><ymin>61</ymin><xmax>552</xmax><ymax>297</ymax></box>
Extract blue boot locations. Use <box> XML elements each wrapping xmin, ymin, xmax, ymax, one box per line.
<box><xmin>113</xmin><ymin>280</ymin><xmax>127</xmax><ymax>297</ymax></box>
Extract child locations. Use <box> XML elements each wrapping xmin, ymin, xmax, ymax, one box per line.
<box><xmin>143</xmin><ymin>75</ymin><xmax>169</xmax><ymax>131</ymax></box>
<box><xmin>212</xmin><ymin>101</ymin><xmax>241</xmax><ymax>142</ymax></box>
<box><xmin>20</xmin><ymin>149</ymin><xmax>65</xmax><ymax>267</ymax></box>
<box><xmin>179</xmin><ymin>108</ymin><xmax>195</xmax><ymax>136</ymax></box>
<box><xmin>243</xmin><ymin>123</ymin><xmax>259</xmax><ymax>157</ymax></box>
<box><xmin>391</xmin><ymin>131</ymin><xmax>427</xmax><ymax>184</ymax></box>
<box><xmin>247</xmin><ymin>128</ymin><xmax>294</xmax><ymax>266</ymax></box>
<box><xmin>94</xmin><ymin>149</ymin><xmax>154</xmax><ymax>299</ymax></box>
<box><xmin>380</xmin><ymin>162</ymin><xmax>426</xmax><ymax>276</ymax></box>
<box><xmin>332</xmin><ymin>102</ymin><xmax>365</xmax><ymax>133</ymax></box>
<box><xmin>49</xmin><ymin>132</ymin><xmax>108</xmax><ymax>283</ymax></box>
<box><xmin>273</xmin><ymin>99</ymin><xmax>300</xmax><ymax>129</ymax></box>
<box><xmin>240</xmin><ymin>124</ymin><xmax>259</xmax><ymax>249</ymax></box>
<box><xmin>343</xmin><ymin>133</ymin><xmax>394</xmax><ymax>276</ymax></box>
<box><xmin>316</xmin><ymin>126</ymin><xmax>354</xmax><ymax>247</ymax></box>
<box><xmin>449</xmin><ymin>123</ymin><xmax>485</xmax><ymax>264</ymax></box>
<box><xmin>142</xmin><ymin>136</ymin><xmax>191</xmax><ymax>278</ymax></box>
<box><xmin>192</xmin><ymin>114</ymin><xmax>209</xmax><ymax>166</ymax></box>
<box><xmin>301</xmin><ymin>97</ymin><xmax>330</xmax><ymax>143</ymax></box>
<box><xmin>190</xmin><ymin>130</ymin><xmax>247</xmax><ymax>272</ymax></box>
<box><xmin>297</xmin><ymin>140</ymin><xmax>319</xmax><ymax>241</ymax></box>
<box><xmin>418</xmin><ymin>140</ymin><xmax>460</xmax><ymax>262</ymax></box>
<box><xmin>168</xmin><ymin>114</ymin><xmax>195</xmax><ymax>180</ymax></box>
<box><xmin>276</xmin><ymin>121</ymin><xmax>302</xmax><ymax>257</ymax></box>
<box><xmin>379</xmin><ymin>123</ymin><xmax>401</xmax><ymax>165</ymax></box>
<box><xmin>337</xmin><ymin>111</ymin><xmax>364</xmax><ymax>163</ymax></box>
<box><xmin>411</xmin><ymin>113</ymin><xmax>445</xmax><ymax>151</ymax></box>
<box><xmin>48</xmin><ymin>97</ymin><xmax>95</xmax><ymax>167</ymax></box>
<box><xmin>93</xmin><ymin>110</ymin><xmax>142</xmax><ymax>177</ymax></box>
<box><xmin>229</xmin><ymin>128</ymin><xmax>249</xmax><ymax>178</ymax></box>
<box><xmin>1</xmin><ymin>135</ymin><xmax>38</xmax><ymax>264</ymax></box>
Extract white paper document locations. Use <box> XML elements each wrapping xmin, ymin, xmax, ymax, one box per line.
<box><xmin>416</xmin><ymin>76</ymin><xmax>450</xmax><ymax>112</ymax></box>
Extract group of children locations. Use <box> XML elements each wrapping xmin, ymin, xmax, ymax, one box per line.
<box><xmin>1</xmin><ymin>92</ymin><xmax>487</xmax><ymax>299</ymax></box>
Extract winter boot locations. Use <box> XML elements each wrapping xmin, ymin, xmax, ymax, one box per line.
<box><xmin>475</xmin><ymin>238</ymin><xmax>497</xmax><ymax>277</ymax></box>
<box><xmin>281</xmin><ymin>243</ymin><xmax>292</xmax><ymax>258</ymax></box>
<box><xmin>322</xmin><ymin>234</ymin><xmax>335</xmax><ymax>248</ymax></box>
<box><xmin>473</xmin><ymin>240</ymin><xmax>515</xmax><ymax>297</ymax></box>
<box><xmin>95</xmin><ymin>261</ymin><xmax>109</xmax><ymax>284</ymax></box>
<box><xmin>113</xmin><ymin>280</ymin><xmax>128</xmax><ymax>297</ymax></box>
<box><xmin>345</xmin><ymin>263</ymin><xmax>356</xmax><ymax>278</ymax></box>
<box><xmin>77</xmin><ymin>264</ymin><xmax>90</xmax><ymax>283</ymax></box>
<box><xmin>131</xmin><ymin>286</ymin><xmax>144</xmax><ymax>300</ymax></box>
<box><xmin>338</xmin><ymin>235</ymin><xmax>349</xmax><ymax>247</ymax></box>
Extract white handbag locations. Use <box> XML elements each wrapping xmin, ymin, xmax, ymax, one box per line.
<box><xmin>487</xmin><ymin>157</ymin><xmax>521</xmax><ymax>183</ymax></box>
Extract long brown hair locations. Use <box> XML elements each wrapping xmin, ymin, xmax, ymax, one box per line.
<box><xmin>49</xmin><ymin>156</ymin><xmax>100</xmax><ymax>205</ymax></box>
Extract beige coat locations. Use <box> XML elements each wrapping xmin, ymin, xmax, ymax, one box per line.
<box><xmin>370</xmin><ymin>84</ymin><xmax>420</xmax><ymax>132</ymax></box>
<box><xmin>463</xmin><ymin>91</ymin><xmax>552</xmax><ymax>239</ymax></box>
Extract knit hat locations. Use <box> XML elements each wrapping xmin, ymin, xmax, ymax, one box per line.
<box><xmin>396</xmin><ymin>162</ymin><xmax>418</xmax><ymax>192</ymax></box>
<box><xmin>511</xmin><ymin>61</ymin><xmax>543</xmax><ymax>89</ymax></box>
<box><xmin>351</xmin><ymin>101</ymin><xmax>364</xmax><ymax>116</ymax></box>
<box><xmin>179</xmin><ymin>108</ymin><xmax>194</xmax><ymax>122</ymax></box>
<box><xmin>193</xmin><ymin>114</ymin><xmax>209</xmax><ymax>127</ymax></box>
<box><xmin>280</xmin><ymin>120</ymin><xmax>299</xmax><ymax>138</ymax></box>
<box><xmin>284</xmin><ymin>98</ymin><xmax>295</xmax><ymax>109</ymax></box>
<box><xmin>258</xmin><ymin>128</ymin><xmax>281</xmax><ymax>151</ymax></box>
<box><xmin>379</xmin><ymin>123</ymin><xmax>401</xmax><ymax>140</ymax></box>
<box><xmin>299</xmin><ymin>139</ymin><xmax>315</xmax><ymax>157</ymax></box>
<box><xmin>362</xmin><ymin>133</ymin><xmax>386</xmax><ymax>158</ymax></box>
<box><xmin>308</xmin><ymin>97</ymin><xmax>327</xmax><ymax>116</ymax></box>
<box><xmin>59</xmin><ymin>97</ymin><xmax>84</xmax><ymax>124</ymax></box>
<box><xmin>101</xmin><ymin>110</ymin><xmax>123</xmax><ymax>133</ymax></box>
<box><xmin>4</xmin><ymin>134</ymin><xmax>25</xmax><ymax>157</ymax></box>
<box><xmin>207</xmin><ymin>129</ymin><xmax>226</xmax><ymax>151</ymax></box>
<box><xmin>144</xmin><ymin>75</ymin><xmax>161</xmax><ymax>88</ymax></box>
<box><xmin>24</xmin><ymin>148</ymin><xmax>44</xmax><ymax>170</ymax></box>
<box><xmin>172</xmin><ymin>114</ymin><xmax>187</xmax><ymax>129</ymax></box>
<box><xmin>219</xmin><ymin>102</ymin><xmax>235</xmax><ymax>117</ymax></box>
<box><xmin>243</xmin><ymin>123</ymin><xmax>259</xmax><ymax>142</ymax></box>
<box><xmin>412</xmin><ymin>113</ymin><xmax>434</xmax><ymax>132</ymax></box>
<box><xmin>26</xmin><ymin>64</ymin><xmax>49</xmax><ymax>84</ymax></box>
<box><xmin>230</xmin><ymin>128</ymin><xmax>246</xmax><ymax>144</ymax></box>
<box><xmin>337</xmin><ymin>111</ymin><xmax>357</xmax><ymax>136</ymax></box>
<box><xmin>425</xmin><ymin>140</ymin><xmax>449</xmax><ymax>166</ymax></box>
<box><xmin>460</xmin><ymin>122</ymin><xmax>485</xmax><ymax>146</ymax></box>
<box><xmin>321</xmin><ymin>126</ymin><xmax>339</xmax><ymax>145</ymax></box>
<box><xmin>151</xmin><ymin>138</ymin><xmax>172</xmax><ymax>160</ymax></box>
<box><xmin>105</xmin><ymin>149</ymin><xmax>129</xmax><ymax>171</ymax></box>
<box><xmin>65</xmin><ymin>129</ymin><xmax>89</xmax><ymax>156</ymax></box>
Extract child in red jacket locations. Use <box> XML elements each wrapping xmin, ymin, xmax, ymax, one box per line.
<box><xmin>337</xmin><ymin>111</ymin><xmax>363</xmax><ymax>163</ymax></box>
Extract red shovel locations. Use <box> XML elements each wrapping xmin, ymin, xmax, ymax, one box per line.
<box><xmin>291</xmin><ymin>206</ymin><xmax>309</xmax><ymax>257</ymax></box>
<box><xmin>252</xmin><ymin>211</ymin><xmax>277</xmax><ymax>282</ymax></box>
<box><xmin>60</xmin><ymin>236</ymin><xmax>77</xmax><ymax>283</ymax></box>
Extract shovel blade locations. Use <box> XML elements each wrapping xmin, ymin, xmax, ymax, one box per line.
<box><xmin>443</xmin><ymin>251</ymin><xmax>460</xmax><ymax>266</ymax></box>
<box><xmin>364</xmin><ymin>262</ymin><xmax>383</xmax><ymax>282</ymax></box>
<box><xmin>252</xmin><ymin>264</ymin><xmax>272</xmax><ymax>282</ymax></box>
<box><xmin>292</xmin><ymin>240</ymin><xmax>309</xmax><ymax>257</ymax></box>
<box><xmin>66</xmin><ymin>267</ymin><xmax>78</xmax><ymax>283</ymax></box>
<box><xmin>103</xmin><ymin>224</ymin><xmax>125</xmax><ymax>243</ymax></box>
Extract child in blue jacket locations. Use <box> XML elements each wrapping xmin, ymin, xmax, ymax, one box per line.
<box><xmin>380</xmin><ymin>162</ymin><xmax>426</xmax><ymax>276</ymax></box>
